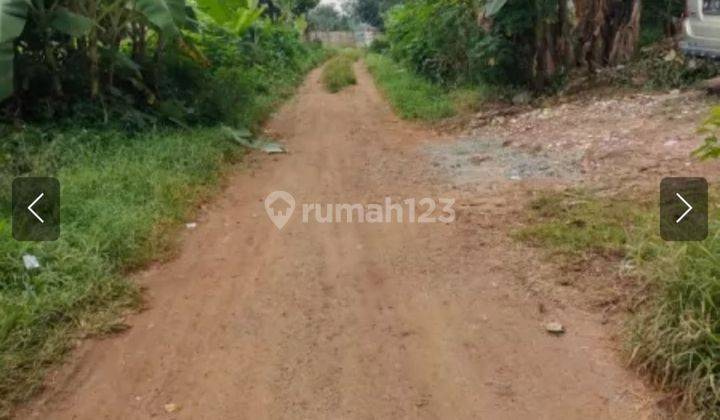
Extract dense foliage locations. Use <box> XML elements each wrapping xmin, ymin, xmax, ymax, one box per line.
<box><xmin>382</xmin><ymin>0</ymin><xmax>666</xmax><ymax>91</ymax></box>
<box><xmin>0</xmin><ymin>0</ymin><xmax>320</xmax><ymax>127</ymax></box>
<box><xmin>347</xmin><ymin>0</ymin><xmax>402</xmax><ymax>28</ymax></box>
<box><xmin>307</xmin><ymin>4</ymin><xmax>351</xmax><ymax>31</ymax></box>
<box><xmin>641</xmin><ymin>0</ymin><xmax>684</xmax><ymax>45</ymax></box>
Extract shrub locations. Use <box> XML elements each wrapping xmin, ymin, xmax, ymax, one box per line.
<box><xmin>368</xmin><ymin>36</ymin><xmax>390</xmax><ymax>54</ymax></box>
<box><xmin>322</xmin><ymin>55</ymin><xmax>357</xmax><ymax>93</ymax></box>
<box><xmin>384</xmin><ymin>0</ymin><xmax>532</xmax><ymax>88</ymax></box>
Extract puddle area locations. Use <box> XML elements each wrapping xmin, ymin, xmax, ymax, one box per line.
<box><xmin>426</xmin><ymin>137</ymin><xmax>583</xmax><ymax>185</ymax></box>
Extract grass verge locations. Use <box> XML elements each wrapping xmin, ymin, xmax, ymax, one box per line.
<box><xmin>365</xmin><ymin>53</ymin><xmax>456</xmax><ymax>121</ymax></box>
<box><xmin>0</xmin><ymin>49</ymin><xmax>325</xmax><ymax>418</ymax></box>
<box><xmin>322</xmin><ymin>52</ymin><xmax>358</xmax><ymax>93</ymax></box>
<box><xmin>628</xmin><ymin>221</ymin><xmax>720</xmax><ymax>415</ymax></box>
<box><xmin>515</xmin><ymin>188</ymin><xmax>720</xmax><ymax>416</ymax></box>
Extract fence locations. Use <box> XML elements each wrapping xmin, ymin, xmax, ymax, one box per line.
<box><xmin>307</xmin><ymin>30</ymin><xmax>379</xmax><ymax>48</ymax></box>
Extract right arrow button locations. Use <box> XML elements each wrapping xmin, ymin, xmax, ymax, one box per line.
<box><xmin>675</xmin><ymin>192</ymin><xmax>693</xmax><ymax>223</ymax></box>
<box><xmin>660</xmin><ymin>177</ymin><xmax>708</xmax><ymax>241</ymax></box>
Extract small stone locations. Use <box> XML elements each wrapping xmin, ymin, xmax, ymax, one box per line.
<box><xmin>545</xmin><ymin>322</ymin><xmax>565</xmax><ymax>335</ymax></box>
<box><xmin>164</xmin><ymin>403</ymin><xmax>179</xmax><ymax>413</ymax></box>
<box><xmin>469</xmin><ymin>154</ymin><xmax>491</xmax><ymax>165</ymax></box>
<box><xmin>185</xmin><ymin>222</ymin><xmax>197</xmax><ymax>229</ymax></box>
<box><xmin>512</xmin><ymin>91</ymin><xmax>532</xmax><ymax>105</ymax></box>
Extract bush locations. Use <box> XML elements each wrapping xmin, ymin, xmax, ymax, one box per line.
<box><xmin>368</xmin><ymin>36</ymin><xmax>390</xmax><ymax>54</ymax></box>
<box><xmin>322</xmin><ymin>54</ymin><xmax>357</xmax><ymax>93</ymax></box>
<box><xmin>384</xmin><ymin>0</ymin><xmax>534</xmax><ymax>88</ymax></box>
<box><xmin>159</xmin><ymin>25</ymin><xmax>326</xmax><ymax>128</ymax></box>
<box><xmin>3</xmin><ymin>19</ymin><xmax>326</xmax><ymax>129</ymax></box>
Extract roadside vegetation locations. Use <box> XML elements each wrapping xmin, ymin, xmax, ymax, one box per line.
<box><xmin>516</xmin><ymin>180</ymin><xmax>720</xmax><ymax>415</ymax></box>
<box><xmin>365</xmin><ymin>53</ymin><xmax>455</xmax><ymax>120</ymax></box>
<box><xmin>359</xmin><ymin>0</ymin><xmax>719</xmax><ymax>123</ymax></box>
<box><xmin>0</xmin><ymin>0</ymin><xmax>327</xmax><ymax>415</ymax></box>
<box><xmin>322</xmin><ymin>50</ymin><xmax>359</xmax><ymax>93</ymax></box>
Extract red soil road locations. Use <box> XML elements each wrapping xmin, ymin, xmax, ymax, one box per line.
<box><xmin>24</xmin><ymin>63</ymin><xmax>658</xmax><ymax>419</ymax></box>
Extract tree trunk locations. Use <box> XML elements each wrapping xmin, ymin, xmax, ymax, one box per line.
<box><xmin>607</xmin><ymin>0</ymin><xmax>641</xmax><ymax>65</ymax></box>
<box><xmin>575</xmin><ymin>0</ymin><xmax>641</xmax><ymax>70</ymax></box>
<box><xmin>88</xmin><ymin>0</ymin><xmax>100</xmax><ymax>99</ymax></box>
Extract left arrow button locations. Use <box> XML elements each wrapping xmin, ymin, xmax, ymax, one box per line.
<box><xmin>28</xmin><ymin>193</ymin><xmax>45</xmax><ymax>223</ymax></box>
<box><xmin>12</xmin><ymin>177</ymin><xmax>60</xmax><ymax>241</ymax></box>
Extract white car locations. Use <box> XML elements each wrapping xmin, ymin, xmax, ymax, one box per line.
<box><xmin>681</xmin><ymin>0</ymin><xmax>720</xmax><ymax>57</ymax></box>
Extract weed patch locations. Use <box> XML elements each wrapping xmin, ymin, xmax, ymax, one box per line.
<box><xmin>322</xmin><ymin>53</ymin><xmax>358</xmax><ymax>93</ymax></box>
<box><xmin>514</xmin><ymin>190</ymin><xmax>647</xmax><ymax>261</ymax></box>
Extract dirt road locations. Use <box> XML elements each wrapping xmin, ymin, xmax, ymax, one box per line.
<box><xmin>25</xmin><ymin>63</ymin><xmax>658</xmax><ymax>419</ymax></box>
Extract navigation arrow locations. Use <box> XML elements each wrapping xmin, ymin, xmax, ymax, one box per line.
<box><xmin>676</xmin><ymin>192</ymin><xmax>693</xmax><ymax>223</ymax></box>
<box><xmin>28</xmin><ymin>193</ymin><xmax>45</xmax><ymax>224</ymax></box>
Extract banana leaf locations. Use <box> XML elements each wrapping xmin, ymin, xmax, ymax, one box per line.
<box><xmin>0</xmin><ymin>0</ymin><xmax>28</xmax><ymax>100</ymax></box>
<box><xmin>483</xmin><ymin>0</ymin><xmax>508</xmax><ymax>17</ymax></box>
<box><xmin>135</xmin><ymin>0</ymin><xmax>187</xmax><ymax>37</ymax></box>
<box><xmin>49</xmin><ymin>7</ymin><xmax>94</xmax><ymax>37</ymax></box>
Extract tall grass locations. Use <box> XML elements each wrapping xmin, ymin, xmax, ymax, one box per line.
<box><xmin>321</xmin><ymin>52</ymin><xmax>358</xmax><ymax>93</ymax></box>
<box><xmin>628</xmin><ymin>221</ymin><xmax>720</xmax><ymax>415</ymax></box>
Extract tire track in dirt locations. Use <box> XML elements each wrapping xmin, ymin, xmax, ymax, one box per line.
<box><xmin>21</xmin><ymin>62</ymin><xmax>659</xmax><ymax>419</ymax></box>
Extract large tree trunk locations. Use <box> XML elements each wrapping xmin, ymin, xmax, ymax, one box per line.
<box><xmin>575</xmin><ymin>0</ymin><xmax>641</xmax><ymax>71</ymax></box>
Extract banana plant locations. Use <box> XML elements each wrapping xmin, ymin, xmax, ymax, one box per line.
<box><xmin>232</xmin><ymin>0</ymin><xmax>264</xmax><ymax>35</ymax></box>
<box><xmin>1</xmin><ymin>0</ymin><xmax>29</xmax><ymax>100</ymax></box>
<box><xmin>1</xmin><ymin>0</ymin><xmax>94</xmax><ymax>100</ymax></box>
<box><xmin>196</xmin><ymin>0</ymin><xmax>265</xmax><ymax>36</ymax></box>
<box><xmin>482</xmin><ymin>0</ymin><xmax>508</xmax><ymax>17</ymax></box>
<box><xmin>293</xmin><ymin>14</ymin><xmax>307</xmax><ymax>35</ymax></box>
<box><xmin>135</xmin><ymin>0</ymin><xmax>188</xmax><ymax>37</ymax></box>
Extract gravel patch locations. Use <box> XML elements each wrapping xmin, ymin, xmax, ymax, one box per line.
<box><xmin>426</xmin><ymin>137</ymin><xmax>582</xmax><ymax>185</ymax></box>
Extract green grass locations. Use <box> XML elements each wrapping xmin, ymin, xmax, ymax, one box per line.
<box><xmin>627</xmin><ymin>220</ymin><xmax>720</xmax><ymax>415</ymax></box>
<box><xmin>515</xmin><ymin>189</ymin><xmax>720</xmax><ymax>416</ymax></box>
<box><xmin>0</xmin><ymin>128</ymin><xmax>240</xmax><ymax>417</ymax></box>
<box><xmin>514</xmin><ymin>190</ymin><xmax>646</xmax><ymax>260</ymax></box>
<box><xmin>0</xmin><ymin>48</ymin><xmax>325</xmax><ymax>418</ymax></box>
<box><xmin>365</xmin><ymin>53</ymin><xmax>456</xmax><ymax>121</ymax></box>
<box><xmin>322</xmin><ymin>53</ymin><xmax>357</xmax><ymax>93</ymax></box>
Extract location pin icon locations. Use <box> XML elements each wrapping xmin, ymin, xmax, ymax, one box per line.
<box><xmin>264</xmin><ymin>191</ymin><xmax>295</xmax><ymax>230</ymax></box>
